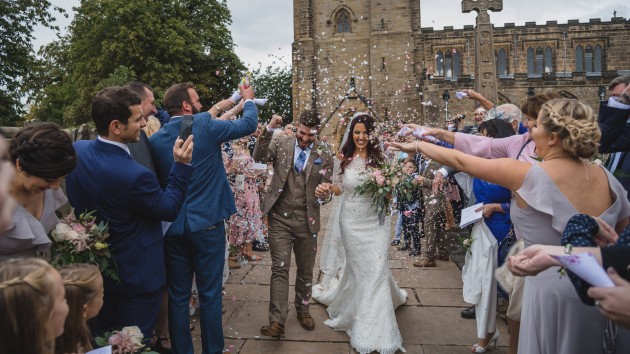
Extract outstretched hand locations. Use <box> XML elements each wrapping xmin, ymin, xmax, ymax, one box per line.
<box><xmin>507</xmin><ymin>244</ymin><xmax>561</xmax><ymax>277</ymax></box>
<box><xmin>173</xmin><ymin>135</ymin><xmax>194</xmax><ymax>164</ymax></box>
<box><xmin>386</xmin><ymin>141</ymin><xmax>418</xmax><ymax>154</ymax></box>
<box><xmin>588</xmin><ymin>267</ymin><xmax>630</xmax><ymax>328</ymax></box>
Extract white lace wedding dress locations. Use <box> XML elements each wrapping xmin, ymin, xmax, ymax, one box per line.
<box><xmin>312</xmin><ymin>157</ymin><xmax>407</xmax><ymax>354</ymax></box>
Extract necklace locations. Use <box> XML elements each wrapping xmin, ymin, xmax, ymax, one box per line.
<box><xmin>544</xmin><ymin>156</ymin><xmax>590</xmax><ymax>181</ymax></box>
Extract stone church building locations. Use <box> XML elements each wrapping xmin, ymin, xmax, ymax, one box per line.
<box><xmin>291</xmin><ymin>0</ymin><xmax>630</xmax><ymax>140</ymax></box>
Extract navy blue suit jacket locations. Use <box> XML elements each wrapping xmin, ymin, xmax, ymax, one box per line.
<box><xmin>599</xmin><ymin>102</ymin><xmax>630</xmax><ymax>199</ymax></box>
<box><xmin>149</xmin><ymin>101</ymin><xmax>258</xmax><ymax>235</ymax></box>
<box><xmin>599</xmin><ymin>102</ymin><xmax>630</xmax><ymax>154</ymax></box>
<box><xmin>66</xmin><ymin>139</ymin><xmax>193</xmax><ymax>294</ymax></box>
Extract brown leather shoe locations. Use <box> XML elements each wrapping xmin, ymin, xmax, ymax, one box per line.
<box><xmin>260</xmin><ymin>321</ymin><xmax>285</xmax><ymax>338</ymax></box>
<box><xmin>297</xmin><ymin>312</ymin><xmax>315</xmax><ymax>331</ymax></box>
<box><xmin>413</xmin><ymin>259</ymin><xmax>436</xmax><ymax>267</ymax></box>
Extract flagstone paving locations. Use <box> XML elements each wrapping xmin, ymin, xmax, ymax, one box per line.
<box><xmin>190</xmin><ymin>203</ymin><xmax>509</xmax><ymax>353</ymax></box>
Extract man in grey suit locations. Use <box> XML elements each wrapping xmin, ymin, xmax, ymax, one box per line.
<box><xmin>125</xmin><ymin>81</ymin><xmax>158</xmax><ymax>172</ymax></box>
<box><xmin>254</xmin><ymin>110</ymin><xmax>334</xmax><ymax>338</ymax></box>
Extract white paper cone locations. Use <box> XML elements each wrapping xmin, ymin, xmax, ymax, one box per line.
<box><xmin>254</xmin><ymin>98</ymin><xmax>268</xmax><ymax>106</ymax></box>
<box><xmin>552</xmin><ymin>252</ymin><xmax>614</xmax><ymax>287</ymax></box>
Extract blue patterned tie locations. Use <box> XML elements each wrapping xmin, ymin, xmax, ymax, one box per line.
<box><xmin>295</xmin><ymin>149</ymin><xmax>306</xmax><ymax>173</ymax></box>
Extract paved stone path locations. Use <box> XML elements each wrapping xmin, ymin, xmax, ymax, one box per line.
<box><xmin>190</xmin><ymin>203</ymin><xmax>509</xmax><ymax>353</ymax></box>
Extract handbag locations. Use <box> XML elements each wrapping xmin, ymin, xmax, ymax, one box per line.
<box><xmin>497</xmin><ymin>226</ymin><xmax>516</xmax><ymax>265</ymax></box>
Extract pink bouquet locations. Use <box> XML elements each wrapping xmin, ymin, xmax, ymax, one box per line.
<box><xmin>47</xmin><ymin>210</ymin><xmax>119</xmax><ymax>282</ymax></box>
<box><xmin>95</xmin><ymin>326</ymin><xmax>158</xmax><ymax>354</ymax></box>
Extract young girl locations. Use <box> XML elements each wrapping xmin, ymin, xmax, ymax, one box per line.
<box><xmin>55</xmin><ymin>263</ymin><xmax>104</xmax><ymax>354</ymax></box>
<box><xmin>0</xmin><ymin>258</ymin><xmax>69</xmax><ymax>354</ymax></box>
<box><xmin>227</xmin><ymin>136</ymin><xmax>265</xmax><ymax>267</ymax></box>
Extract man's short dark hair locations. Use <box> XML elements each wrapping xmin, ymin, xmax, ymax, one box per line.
<box><xmin>163</xmin><ymin>82</ymin><xmax>194</xmax><ymax>116</ymax></box>
<box><xmin>92</xmin><ymin>86</ymin><xmax>141</xmax><ymax>136</ymax></box>
<box><xmin>124</xmin><ymin>81</ymin><xmax>153</xmax><ymax>100</ymax></box>
<box><xmin>608</xmin><ymin>75</ymin><xmax>630</xmax><ymax>91</ymax></box>
<box><xmin>298</xmin><ymin>110</ymin><xmax>320</xmax><ymax>128</ymax></box>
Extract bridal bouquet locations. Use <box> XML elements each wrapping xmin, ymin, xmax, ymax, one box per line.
<box><xmin>355</xmin><ymin>160</ymin><xmax>410</xmax><ymax>222</ymax></box>
<box><xmin>48</xmin><ymin>210</ymin><xmax>119</xmax><ymax>282</ymax></box>
<box><xmin>95</xmin><ymin>326</ymin><xmax>158</xmax><ymax>354</ymax></box>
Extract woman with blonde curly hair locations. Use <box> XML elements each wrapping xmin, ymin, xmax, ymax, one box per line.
<box><xmin>0</xmin><ymin>258</ymin><xmax>69</xmax><ymax>354</ymax></box>
<box><xmin>55</xmin><ymin>263</ymin><xmax>104</xmax><ymax>354</ymax></box>
<box><xmin>389</xmin><ymin>98</ymin><xmax>630</xmax><ymax>354</ymax></box>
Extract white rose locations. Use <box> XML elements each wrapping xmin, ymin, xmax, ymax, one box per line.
<box><xmin>66</xmin><ymin>230</ymin><xmax>80</xmax><ymax>240</ymax></box>
<box><xmin>122</xmin><ymin>326</ymin><xmax>144</xmax><ymax>346</ymax></box>
<box><xmin>51</xmin><ymin>223</ymin><xmax>72</xmax><ymax>241</ymax></box>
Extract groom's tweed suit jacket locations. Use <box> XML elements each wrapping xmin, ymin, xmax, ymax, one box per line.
<box><xmin>253</xmin><ymin>130</ymin><xmax>334</xmax><ymax>234</ymax></box>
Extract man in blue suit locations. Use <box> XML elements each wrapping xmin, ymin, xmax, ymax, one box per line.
<box><xmin>599</xmin><ymin>75</ymin><xmax>630</xmax><ymax>199</ymax></box>
<box><xmin>65</xmin><ymin>86</ymin><xmax>194</xmax><ymax>339</ymax></box>
<box><xmin>150</xmin><ymin>82</ymin><xmax>258</xmax><ymax>354</ymax></box>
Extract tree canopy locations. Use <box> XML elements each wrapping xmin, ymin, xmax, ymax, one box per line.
<box><xmin>251</xmin><ymin>65</ymin><xmax>292</xmax><ymax>123</ymax></box>
<box><xmin>0</xmin><ymin>0</ymin><xmax>66</xmax><ymax>125</ymax></box>
<box><xmin>30</xmin><ymin>0</ymin><xmax>245</xmax><ymax>126</ymax></box>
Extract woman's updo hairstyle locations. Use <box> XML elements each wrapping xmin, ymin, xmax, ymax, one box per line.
<box><xmin>539</xmin><ymin>98</ymin><xmax>600</xmax><ymax>159</ymax></box>
<box><xmin>9</xmin><ymin>123</ymin><xmax>77</xmax><ymax>180</ymax></box>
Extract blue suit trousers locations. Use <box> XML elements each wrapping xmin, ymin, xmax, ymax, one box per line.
<box><xmin>165</xmin><ymin>221</ymin><xmax>226</xmax><ymax>354</ymax></box>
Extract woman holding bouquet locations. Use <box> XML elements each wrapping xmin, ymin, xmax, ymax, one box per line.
<box><xmin>0</xmin><ymin>123</ymin><xmax>77</xmax><ymax>260</ymax></box>
<box><xmin>389</xmin><ymin>98</ymin><xmax>630</xmax><ymax>354</ymax></box>
<box><xmin>313</xmin><ymin>113</ymin><xmax>407</xmax><ymax>354</ymax></box>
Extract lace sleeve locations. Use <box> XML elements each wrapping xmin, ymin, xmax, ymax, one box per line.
<box><xmin>332</xmin><ymin>157</ymin><xmax>343</xmax><ymax>194</ymax></box>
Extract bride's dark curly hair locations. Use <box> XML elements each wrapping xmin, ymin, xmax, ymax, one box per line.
<box><xmin>339</xmin><ymin>114</ymin><xmax>384</xmax><ymax>174</ymax></box>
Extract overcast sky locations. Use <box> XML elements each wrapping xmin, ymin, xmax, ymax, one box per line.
<box><xmin>33</xmin><ymin>1</ymin><xmax>629</xmax><ymax>70</ymax></box>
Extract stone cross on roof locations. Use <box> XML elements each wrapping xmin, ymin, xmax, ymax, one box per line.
<box><xmin>461</xmin><ymin>0</ymin><xmax>503</xmax><ymax>103</ymax></box>
<box><xmin>461</xmin><ymin>0</ymin><xmax>503</xmax><ymax>14</ymax></box>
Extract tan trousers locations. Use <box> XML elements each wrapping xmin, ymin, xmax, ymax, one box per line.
<box><xmin>267</xmin><ymin>211</ymin><xmax>317</xmax><ymax>325</ymax></box>
<box><xmin>423</xmin><ymin>193</ymin><xmax>448</xmax><ymax>261</ymax></box>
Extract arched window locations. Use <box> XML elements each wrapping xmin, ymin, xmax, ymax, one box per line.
<box><xmin>336</xmin><ymin>10</ymin><xmax>351</xmax><ymax>33</ymax></box>
<box><xmin>594</xmin><ymin>44</ymin><xmax>602</xmax><ymax>73</ymax></box>
<box><xmin>527</xmin><ymin>47</ymin><xmax>535</xmax><ymax>76</ymax></box>
<box><xmin>445</xmin><ymin>51</ymin><xmax>453</xmax><ymax>78</ymax></box>
<box><xmin>453</xmin><ymin>50</ymin><xmax>461</xmax><ymax>79</ymax></box>
<box><xmin>535</xmin><ymin>47</ymin><xmax>544</xmax><ymax>75</ymax></box>
<box><xmin>497</xmin><ymin>48</ymin><xmax>507</xmax><ymax>76</ymax></box>
<box><xmin>544</xmin><ymin>47</ymin><xmax>553</xmax><ymax>73</ymax></box>
<box><xmin>575</xmin><ymin>45</ymin><xmax>584</xmax><ymax>71</ymax></box>
<box><xmin>585</xmin><ymin>45</ymin><xmax>593</xmax><ymax>73</ymax></box>
<box><xmin>436</xmin><ymin>51</ymin><xmax>444</xmax><ymax>76</ymax></box>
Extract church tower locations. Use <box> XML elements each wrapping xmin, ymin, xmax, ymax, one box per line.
<box><xmin>292</xmin><ymin>0</ymin><xmax>424</xmax><ymax>140</ymax></box>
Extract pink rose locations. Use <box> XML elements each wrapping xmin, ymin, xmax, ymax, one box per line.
<box><xmin>373</xmin><ymin>170</ymin><xmax>382</xmax><ymax>177</ymax></box>
<box><xmin>376</xmin><ymin>175</ymin><xmax>385</xmax><ymax>186</ymax></box>
<box><xmin>71</xmin><ymin>223</ymin><xmax>86</xmax><ymax>233</ymax></box>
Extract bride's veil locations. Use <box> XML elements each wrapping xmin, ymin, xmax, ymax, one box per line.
<box><xmin>317</xmin><ymin>112</ymin><xmax>366</xmax><ymax>290</ymax></box>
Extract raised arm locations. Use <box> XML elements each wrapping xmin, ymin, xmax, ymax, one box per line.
<box><xmin>252</xmin><ymin>115</ymin><xmax>283</xmax><ymax>163</ymax></box>
<box><xmin>387</xmin><ymin>140</ymin><xmax>529</xmax><ymax>191</ymax></box>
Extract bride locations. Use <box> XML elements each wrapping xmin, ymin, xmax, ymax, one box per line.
<box><xmin>313</xmin><ymin>113</ymin><xmax>407</xmax><ymax>354</ymax></box>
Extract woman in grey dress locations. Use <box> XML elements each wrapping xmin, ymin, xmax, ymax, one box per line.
<box><xmin>389</xmin><ymin>98</ymin><xmax>630</xmax><ymax>354</ymax></box>
<box><xmin>0</xmin><ymin>123</ymin><xmax>77</xmax><ymax>260</ymax></box>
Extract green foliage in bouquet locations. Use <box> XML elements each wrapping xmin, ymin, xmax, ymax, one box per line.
<box><xmin>48</xmin><ymin>210</ymin><xmax>119</xmax><ymax>282</ymax></box>
<box><xmin>355</xmin><ymin>160</ymin><xmax>409</xmax><ymax>217</ymax></box>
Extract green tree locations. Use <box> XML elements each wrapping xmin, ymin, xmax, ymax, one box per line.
<box><xmin>251</xmin><ymin>65</ymin><xmax>292</xmax><ymax>124</ymax></box>
<box><xmin>30</xmin><ymin>0</ymin><xmax>244</xmax><ymax>126</ymax></box>
<box><xmin>0</xmin><ymin>0</ymin><xmax>66</xmax><ymax>126</ymax></box>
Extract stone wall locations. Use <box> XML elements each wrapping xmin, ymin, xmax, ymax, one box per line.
<box><xmin>293</xmin><ymin>0</ymin><xmax>630</xmax><ymax>130</ymax></box>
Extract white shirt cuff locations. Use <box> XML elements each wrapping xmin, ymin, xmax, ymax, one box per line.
<box><xmin>437</xmin><ymin>168</ymin><xmax>449</xmax><ymax>178</ymax></box>
<box><xmin>608</xmin><ymin>97</ymin><xmax>630</xmax><ymax>110</ymax></box>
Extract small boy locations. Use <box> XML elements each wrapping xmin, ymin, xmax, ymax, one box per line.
<box><xmin>397</xmin><ymin>161</ymin><xmax>423</xmax><ymax>256</ymax></box>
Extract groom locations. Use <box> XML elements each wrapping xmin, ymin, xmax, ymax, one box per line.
<box><xmin>253</xmin><ymin>110</ymin><xmax>334</xmax><ymax>337</ymax></box>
